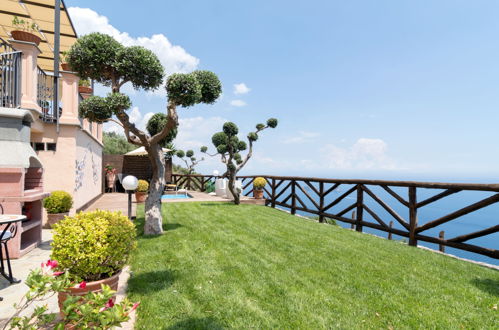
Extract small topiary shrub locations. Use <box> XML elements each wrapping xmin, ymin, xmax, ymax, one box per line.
<box><xmin>43</xmin><ymin>191</ymin><xmax>73</xmax><ymax>214</ymax></box>
<box><xmin>51</xmin><ymin>210</ymin><xmax>136</xmax><ymax>281</ymax></box>
<box><xmin>253</xmin><ymin>177</ymin><xmax>267</xmax><ymax>190</ymax></box>
<box><xmin>137</xmin><ymin>180</ymin><xmax>149</xmax><ymax>192</ymax></box>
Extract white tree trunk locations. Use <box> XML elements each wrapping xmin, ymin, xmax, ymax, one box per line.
<box><xmin>144</xmin><ymin>143</ymin><xmax>165</xmax><ymax>235</ymax></box>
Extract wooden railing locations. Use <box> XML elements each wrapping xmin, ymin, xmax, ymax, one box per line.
<box><xmin>171</xmin><ymin>174</ymin><xmax>499</xmax><ymax>259</ymax></box>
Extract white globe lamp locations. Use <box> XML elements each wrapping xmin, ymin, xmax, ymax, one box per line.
<box><xmin>122</xmin><ymin>175</ymin><xmax>138</xmax><ymax>220</ymax></box>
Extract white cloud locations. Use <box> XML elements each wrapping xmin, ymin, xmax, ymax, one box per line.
<box><xmin>321</xmin><ymin>138</ymin><xmax>396</xmax><ymax>170</ymax></box>
<box><xmin>230</xmin><ymin>100</ymin><xmax>247</xmax><ymax>107</ymax></box>
<box><xmin>102</xmin><ymin>106</ymin><xmax>153</xmax><ymax>134</ymax></box>
<box><xmin>283</xmin><ymin>131</ymin><xmax>320</xmax><ymax>144</ymax></box>
<box><xmin>68</xmin><ymin>7</ymin><xmax>199</xmax><ymax>96</ymax></box>
<box><xmin>233</xmin><ymin>83</ymin><xmax>251</xmax><ymax>95</ymax></box>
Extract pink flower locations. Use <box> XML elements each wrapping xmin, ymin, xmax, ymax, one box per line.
<box><xmin>130</xmin><ymin>302</ymin><xmax>140</xmax><ymax>312</ymax></box>
<box><xmin>75</xmin><ymin>281</ymin><xmax>86</xmax><ymax>289</ymax></box>
<box><xmin>45</xmin><ymin>260</ymin><xmax>58</xmax><ymax>269</ymax></box>
<box><xmin>105</xmin><ymin>298</ymin><xmax>114</xmax><ymax>308</ymax></box>
<box><xmin>52</xmin><ymin>271</ymin><xmax>64</xmax><ymax>277</ymax></box>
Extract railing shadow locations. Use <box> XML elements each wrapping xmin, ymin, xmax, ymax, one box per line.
<box><xmin>471</xmin><ymin>278</ymin><xmax>499</xmax><ymax>297</ymax></box>
<box><xmin>127</xmin><ymin>270</ymin><xmax>175</xmax><ymax>295</ymax></box>
<box><xmin>163</xmin><ymin>317</ymin><xmax>224</xmax><ymax>330</ymax></box>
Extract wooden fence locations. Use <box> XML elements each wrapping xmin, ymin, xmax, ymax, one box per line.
<box><xmin>171</xmin><ymin>174</ymin><xmax>499</xmax><ymax>259</ymax></box>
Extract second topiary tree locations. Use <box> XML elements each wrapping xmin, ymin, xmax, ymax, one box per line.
<box><xmin>202</xmin><ymin>118</ymin><xmax>278</xmax><ymax>204</ymax></box>
<box><xmin>68</xmin><ymin>33</ymin><xmax>221</xmax><ymax>235</ymax></box>
<box><xmin>175</xmin><ymin>149</ymin><xmax>205</xmax><ymax>174</ymax></box>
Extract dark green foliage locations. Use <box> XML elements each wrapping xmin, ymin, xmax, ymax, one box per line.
<box><xmin>223</xmin><ymin>122</ymin><xmax>238</xmax><ymax>136</ymax></box>
<box><xmin>106</xmin><ymin>93</ymin><xmax>131</xmax><ymax>111</ymax></box>
<box><xmin>256</xmin><ymin>123</ymin><xmax>265</xmax><ymax>130</ymax></box>
<box><xmin>212</xmin><ymin>132</ymin><xmax>228</xmax><ymax>147</ymax></box>
<box><xmin>146</xmin><ymin>113</ymin><xmax>177</xmax><ymax>147</ymax></box>
<box><xmin>186</xmin><ymin>150</ymin><xmax>194</xmax><ymax>158</ymax></box>
<box><xmin>103</xmin><ymin>132</ymin><xmax>135</xmax><ymax>155</ymax></box>
<box><xmin>67</xmin><ymin>33</ymin><xmax>123</xmax><ymax>84</ymax></box>
<box><xmin>237</xmin><ymin>141</ymin><xmax>247</xmax><ymax>151</ymax></box>
<box><xmin>247</xmin><ymin>132</ymin><xmax>258</xmax><ymax>142</ymax></box>
<box><xmin>200</xmin><ymin>146</ymin><xmax>208</xmax><ymax>153</ymax></box>
<box><xmin>267</xmin><ymin>118</ymin><xmax>278</xmax><ymax>128</ymax></box>
<box><xmin>166</xmin><ymin>73</ymin><xmax>202</xmax><ymax>107</ymax></box>
<box><xmin>217</xmin><ymin>144</ymin><xmax>227</xmax><ymax>154</ymax></box>
<box><xmin>115</xmin><ymin>46</ymin><xmax>164</xmax><ymax>90</ymax></box>
<box><xmin>233</xmin><ymin>153</ymin><xmax>242</xmax><ymax>161</ymax></box>
<box><xmin>192</xmin><ymin>70</ymin><xmax>222</xmax><ymax>104</ymax></box>
<box><xmin>176</xmin><ymin>150</ymin><xmax>185</xmax><ymax>158</ymax></box>
<box><xmin>79</xmin><ymin>96</ymin><xmax>112</xmax><ymax>122</ymax></box>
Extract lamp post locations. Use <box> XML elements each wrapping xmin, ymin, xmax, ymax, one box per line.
<box><xmin>122</xmin><ymin>175</ymin><xmax>138</xmax><ymax>220</ymax></box>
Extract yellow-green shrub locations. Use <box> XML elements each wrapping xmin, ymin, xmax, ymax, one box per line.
<box><xmin>253</xmin><ymin>177</ymin><xmax>267</xmax><ymax>190</ymax></box>
<box><xmin>51</xmin><ymin>210</ymin><xmax>136</xmax><ymax>281</ymax></box>
<box><xmin>43</xmin><ymin>191</ymin><xmax>73</xmax><ymax>214</ymax></box>
<box><xmin>137</xmin><ymin>180</ymin><xmax>149</xmax><ymax>192</ymax></box>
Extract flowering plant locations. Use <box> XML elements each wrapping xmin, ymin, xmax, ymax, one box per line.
<box><xmin>5</xmin><ymin>260</ymin><xmax>139</xmax><ymax>330</ymax></box>
<box><xmin>104</xmin><ymin>165</ymin><xmax>117</xmax><ymax>174</ymax></box>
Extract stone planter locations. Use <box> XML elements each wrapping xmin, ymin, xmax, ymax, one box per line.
<box><xmin>135</xmin><ymin>191</ymin><xmax>147</xmax><ymax>203</ymax></box>
<box><xmin>58</xmin><ymin>271</ymin><xmax>121</xmax><ymax>315</ymax></box>
<box><xmin>253</xmin><ymin>189</ymin><xmax>264</xmax><ymax>199</ymax></box>
<box><xmin>47</xmin><ymin>212</ymin><xmax>68</xmax><ymax>228</ymax></box>
<box><xmin>11</xmin><ymin>30</ymin><xmax>41</xmax><ymax>45</ymax></box>
<box><xmin>61</xmin><ymin>63</ymin><xmax>71</xmax><ymax>71</ymax></box>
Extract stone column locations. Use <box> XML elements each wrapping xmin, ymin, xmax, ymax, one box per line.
<box><xmin>10</xmin><ymin>41</ymin><xmax>41</xmax><ymax>111</ymax></box>
<box><xmin>59</xmin><ymin>71</ymin><xmax>81</xmax><ymax>125</ymax></box>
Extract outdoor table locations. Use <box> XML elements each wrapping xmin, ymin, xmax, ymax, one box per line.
<box><xmin>0</xmin><ymin>214</ymin><xmax>25</xmax><ymax>301</ymax></box>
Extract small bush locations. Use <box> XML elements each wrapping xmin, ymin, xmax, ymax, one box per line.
<box><xmin>137</xmin><ymin>180</ymin><xmax>149</xmax><ymax>192</ymax></box>
<box><xmin>43</xmin><ymin>191</ymin><xmax>73</xmax><ymax>214</ymax></box>
<box><xmin>253</xmin><ymin>177</ymin><xmax>267</xmax><ymax>190</ymax></box>
<box><xmin>51</xmin><ymin>210</ymin><xmax>136</xmax><ymax>281</ymax></box>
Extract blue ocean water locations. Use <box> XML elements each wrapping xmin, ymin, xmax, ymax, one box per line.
<box><xmin>243</xmin><ymin>182</ymin><xmax>499</xmax><ymax>266</ymax></box>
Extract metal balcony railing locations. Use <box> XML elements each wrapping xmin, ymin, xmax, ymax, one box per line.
<box><xmin>0</xmin><ymin>50</ymin><xmax>22</xmax><ymax>108</ymax></box>
<box><xmin>37</xmin><ymin>68</ymin><xmax>58</xmax><ymax>122</ymax></box>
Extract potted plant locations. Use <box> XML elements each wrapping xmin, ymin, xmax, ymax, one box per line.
<box><xmin>135</xmin><ymin>180</ymin><xmax>149</xmax><ymax>203</ymax></box>
<box><xmin>61</xmin><ymin>51</ymin><xmax>72</xmax><ymax>71</ymax></box>
<box><xmin>253</xmin><ymin>177</ymin><xmax>267</xmax><ymax>199</ymax></box>
<box><xmin>78</xmin><ymin>78</ymin><xmax>93</xmax><ymax>94</ymax></box>
<box><xmin>105</xmin><ymin>164</ymin><xmax>117</xmax><ymax>191</ymax></box>
<box><xmin>11</xmin><ymin>16</ymin><xmax>41</xmax><ymax>46</ymax></box>
<box><xmin>43</xmin><ymin>190</ymin><xmax>73</xmax><ymax>228</ymax></box>
<box><xmin>51</xmin><ymin>210</ymin><xmax>136</xmax><ymax>313</ymax></box>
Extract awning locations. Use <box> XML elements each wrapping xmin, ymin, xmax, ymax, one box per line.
<box><xmin>0</xmin><ymin>0</ymin><xmax>78</xmax><ymax>72</ymax></box>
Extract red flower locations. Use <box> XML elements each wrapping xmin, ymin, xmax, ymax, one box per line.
<box><xmin>105</xmin><ymin>298</ymin><xmax>114</xmax><ymax>308</ymax></box>
<box><xmin>130</xmin><ymin>302</ymin><xmax>140</xmax><ymax>312</ymax></box>
<box><xmin>75</xmin><ymin>281</ymin><xmax>86</xmax><ymax>289</ymax></box>
<box><xmin>44</xmin><ymin>260</ymin><xmax>58</xmax><ymax>269</ymax></box>
<box><xmin>52</xmin><ymin>271</ymin><xmax>64</xmax><ymax>277</ymax></box>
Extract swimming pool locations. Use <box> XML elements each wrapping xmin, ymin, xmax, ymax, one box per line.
<box><xmin>161</xmin><ymin>194</ymin><xmax>192</xmax><ymax>199</ymax></box>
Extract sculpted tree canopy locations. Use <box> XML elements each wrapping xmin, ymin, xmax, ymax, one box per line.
<box><xmin>69</xmin><ymin>32</ymin><xmax>222</xmax><ymax>234</ymax></box>
<box><xmin>175</xmin><ymin>148</ymin><xmax>205</xmax><ymax>174</ymax></box>
<box><xmin>202</xmin><ymin>118</ymin><xmax>278</xmax><ymax>204</ymax></box>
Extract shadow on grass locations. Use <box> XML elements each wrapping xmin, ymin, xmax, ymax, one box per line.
<box><xmin>164</xmin><ymin>223</ymin><xmax>182</xmax><ymax>231</ymax></box>
<box><xmin>127</xmin><ymin>270</ymin><xmax>175</xmax><ymax>295</ymax></box>
<box><xmin>471</xmin><ymin>278</ymin><xmax>499</xmax><ymax>297</ymax></box>
<box><xmin>164</xmin><ymin>317</ymin><xmax>224</xmax><ymax>330</ymax></box>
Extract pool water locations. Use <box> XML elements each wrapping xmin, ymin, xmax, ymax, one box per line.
<box><xmin>161</xmin><ymin>194</ymin><xmax>192</xmax><ymax>199</ymax></box>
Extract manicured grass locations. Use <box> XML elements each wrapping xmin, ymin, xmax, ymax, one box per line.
<box><xmin>128</xmin><ymin>202</ymin><xmax>498</xmax><ymax>329</ymax></box>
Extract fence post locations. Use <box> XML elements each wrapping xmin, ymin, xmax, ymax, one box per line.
<box><xmin>355</xmin><ymin>184</ymin><xmax>363</xmax><ymax>232</ymax></box>
<box><xmin>351</xmin><ymin>210</ymin><xmax>355</xmax><ymax>229</ymax></box>
<box><xmin>291</xmin><ymin>180</ymin><xmax>296</xmax><ymax>215</ymax></box>
<box><xmin>408</xmin><ymin>186</ymin><xmax>418</xmax><ymax>246</ymax></box>
<box><xmin>439</xmin><ymin>231</ymin><xmax>445</xmax><ymax>252</ymax></box>
<box><xmin>271</xmin><ymin>178</ymin><xmax>276</xmax><ymax>208</ymax></box>
<box><xmin>319</xmin><ymin>182</ymin><xmax>324</xmax><ymax>223</ymax></box>
<box><xmin>388</xmin><ymin>221</ymin><xmax>393</xmax><ymax>240</ymax></box>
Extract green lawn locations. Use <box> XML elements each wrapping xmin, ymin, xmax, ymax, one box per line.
<box><xmin>128</xmin><ymin>202</ymin><xmax>498</xmax><ymax>329</ymax></box>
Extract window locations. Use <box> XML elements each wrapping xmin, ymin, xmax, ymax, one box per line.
<box><xmin>46</xmin><ymin>143</ymin><xmax>56</xmax><ymax>151</ymax></box>
<box><xmin>34</xmin><ymin>143</ymin><xmax>45</xmax><ymax>151</ymax></box>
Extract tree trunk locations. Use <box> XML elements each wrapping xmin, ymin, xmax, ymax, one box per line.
<box><xmin>144</xmin><ymin>143</ymin><xmax>165</xmax><ymax>235</ymax></box>
<box><xmin>227</xmin><ymin>172</ymin><xmax>240</xmax><ymax>205</ymax></box>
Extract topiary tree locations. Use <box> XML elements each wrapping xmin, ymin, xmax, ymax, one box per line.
<box><xmin>175</xmin><ymin>148</ymin><xmax>205</xmax><ymax>174</ymax></box>
<box><xmin>202</xmin><ymin>118</ymin><xmax>278</xmax><ymax>204</ymax></box>
<box><xmin>68</xmin><ymin>33</ymin><xmax>221</xmax><ymax>235</ymax></box>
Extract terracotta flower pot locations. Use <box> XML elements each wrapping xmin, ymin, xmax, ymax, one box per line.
<box><xmin>58</xmin><ymin>271</ymin><xmax>121</xmax><ymax>314</ymax></box>
<box><xmin>135</xmin><ymin>191</ymin><xmax>147</xmax><ymax>203</ymax></box>
<box><xmin>253</xmin><ymin>189</ymin><xmax>264</xmax><ymax>199</ymax></box>
<box><xmin>47</xmin><ymin>212</ymin><xmax>68</xmax><ymax>228</ymax></box>
<box><xmin>78</xmin><ymin>86</ymin><xmax>93</xmax><ymax>94</ymax></box>
<box><xmin>61</xmin><ymin>63</ymin><xmax>71</xmax><ymax>71</ymax></box>
<box><xmin>11</xmin><ymin>30</ymin><xmax>41</xmax><ymax>45</ymax></box>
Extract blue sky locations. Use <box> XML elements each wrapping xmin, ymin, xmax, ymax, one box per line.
<box><xmin>66</xmin><ymin>0</ymin><xmax>499</xmax><ymax>180</ymax></box>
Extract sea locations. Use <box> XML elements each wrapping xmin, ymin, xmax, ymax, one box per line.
<box><xmin>242</xmin><ymin>174</ymin><xmax>499</xmax><ymax>266</ymax></box>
